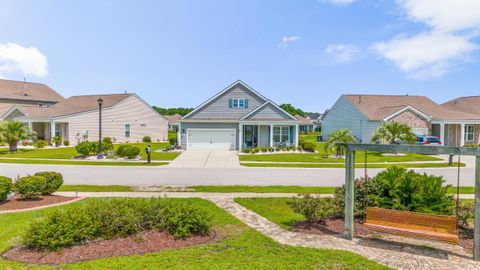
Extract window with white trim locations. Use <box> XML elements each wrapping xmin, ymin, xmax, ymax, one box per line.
<box><xmin>465</xmin><ymin>124</ymin><xmax>475</xmax><ymax>142</ymax></box>
<box><xmin>273</xmin><ymin>126</ymin><xmax>290</xmax><ymax>143</ymax></box>
<box><xmin>124</xmin><ymin>124</ymin><xmax>131</xmax><ymax>138</ymax></box>
<box><xmin>232</xmin><ymin>98</ymin><xmax>246</xmax><ymax>108</ymax></box>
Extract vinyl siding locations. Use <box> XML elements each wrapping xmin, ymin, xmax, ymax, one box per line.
<box><xmin>321</xmin><ymin>95</ymin><xmax>380</xmax><ymax>143</ymax></box>
<box><xmin>184</xmin><ymin>84</ymin><xmax>265</xmax><ymax>120</ymax></box>
<box><xmin>57</xmin><ymin>95</ymin><xmax>168</xmax><ymax>145</ymax></box>
<box><xmin>179</xmin><ymin>122</ymin><xmax>239</xmax><ymax>149</ymax></box>
<box><xmin>244</xmin><ymin>103</ymin><xmax>293</xmax><ymax>121</ymax></box>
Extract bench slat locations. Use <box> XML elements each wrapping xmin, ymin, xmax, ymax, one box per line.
<box><xmin>365</xmin><ymin>207</ymin><xmax>458</xmax><ymax>244</ymax></box>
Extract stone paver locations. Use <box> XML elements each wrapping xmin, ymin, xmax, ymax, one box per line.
<box><xmin>209</xmin><ymin>197</ymin><xmax>480</xmax><ymax>270</ymax></box>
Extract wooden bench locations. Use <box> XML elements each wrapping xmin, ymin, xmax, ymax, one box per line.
<box><xmin>364</xmin><ymin>207</ymin><xmax>458</xmax><ymax>244</ymax></box>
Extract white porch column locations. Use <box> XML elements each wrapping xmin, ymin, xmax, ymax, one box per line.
<box><xmin>238</xmin><ymin>124</ymin><xmax>243</xmax><ymax>150</ymax></box>
<box><xmin>50</xmin><ymin>122</ymin><xmax>56</xmax><ymax>139</ymax></box>
<box><xmin>269</xmin><ymin>124</ymin><xmax>273</xmax><ymax>147</ymax></box>
<box><xmin>440</xmin><ymin>123</ymin><xmax>445</xmax><ymax>145</ymax></box>
<box><xmin>460</xmin><ymin>123</ymin><xmax>465</xmax><ymax>146</ymax></box>
<box><xmin>294</xmin><ymin>124</ymin><xmax>299</xmax><ymax>147</ymax></box>
<box><xmin>27</xmin><ymin>121</ymin><xmax>33</xmax><ymax>132</ymax></box>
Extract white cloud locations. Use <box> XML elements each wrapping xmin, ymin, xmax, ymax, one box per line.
<box><xmin>372</xmin><ymin>0</ymin><xmax>480</xmax><ymax>79</ymax></box>
<box><xmin>320</xmin><ymin>0</ymin><xmax>355</xmax><ymax>6</ymax></box>
<box><xmin>0</xmin><ymin>43</ymin><xmax>48</xmax><ymax>78</ymax></box>
<box><xmin>279</xmin><ymin>36</ymin><xmax>301</xmax><ymax>49</ymax></box>
<box><xmin>324</xmin><ymin>43</ymin><xmax>359</xmax><ymax>63</ymax></box>
<box><xmin>372</xmin><ymin>32</ymin><xmax>478</xmax><ymax>79</ymax></box>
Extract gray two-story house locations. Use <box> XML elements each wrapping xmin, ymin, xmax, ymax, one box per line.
<box><xmin>178</xmin><ymin>80</ymin><xmax>299</xmax><ymax>151</ymax></box>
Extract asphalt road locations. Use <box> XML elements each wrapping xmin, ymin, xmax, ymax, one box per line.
<box><xmin>0</xmin><ymin>163</ymin><xmax>475</xmax><ymax>187</ymax></box>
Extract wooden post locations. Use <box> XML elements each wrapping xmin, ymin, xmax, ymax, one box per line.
<box><xmin>474</xmin><ymin>155</ymin><xmax>480</xmax><ymax>261</ymax></box>
<box><xmin>344</xmin><ymin>148</ymin><xmax>355</xmax><ymax>240</ymax></box>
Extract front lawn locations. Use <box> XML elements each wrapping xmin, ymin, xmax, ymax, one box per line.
<box><xmin>241</xmin><ymin>162</ymin><xmax>464</xmax><ymax>169</ymax></box>
<box><xmin>0</xmin><ymin>198</ymin><xmax>390</xmax><ymax>269</ymax></box>
<box><xmin>191</xmin><ymin>186</ymin><xmax>336</xmax><ymax>194</ymax></box>
<box><xmin>58</xmin><ymin>185</ymin><xmax>135</xmax><ymax>192</ymax></box>
<box><xmin>0</xmin><ymin>158</ymin><xmax>168</xmax><ymax>166</ymax></box>
<box><xmin>0</xmin><ymin>142</ymin><xmax>179</xmax><ymax>161</ymax></box>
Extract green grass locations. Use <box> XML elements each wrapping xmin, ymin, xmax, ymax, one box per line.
<box><xmin>58</xmin><ymin>185</ymin><xmax>135</xmax><ymax>192</ymax></box>
<box><xmin>446</xmin><ymin>186</ymin><xmax>475</xmax><ymax>194</ymax></box>
<box><xmin>299</xmin><ymin>132</ymin><xmax>320</xmax><ymax>142</ymax></box>
<box><xmin>0</xmin><ymin>142</ymin><xmax>179</xmax><ymax>161</ymax></box>
<box><xmin>191</xmin><ymin>185</ymin><xmax>336</xmax><ymax>194</ymax></box>
<box><xmin>0</xmin><ymin>198</ymin><xmax>390</xmax><ymax>269</ymax></box>
<box><xmin>235</xmin><ymin>197</ymin><xmax>306</xmax><ymax>230</ymax></box>
<box><xmin>241</xmin><ymin>162</ymin><xmax>464</xmax><ymax>169</ymax></box>
<box><xmin>0</xmin><ymin>158</ymin><xmax>168</xmax><ymax>166</ymax></box>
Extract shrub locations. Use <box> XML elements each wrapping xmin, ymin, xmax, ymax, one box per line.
<box><xmin>75</xmin><ymin>141</ymin><xmax>96</xmax><ymax>156</ymax></box>
<box><xmin>101</xmin><ymin>141</ymin><xmax>113</xmax><ymax>154</ymax></box>
<box><xmin>169</xmin><ymin>137</ymin><xmax>177</xmax><ymax>146</ymax></box>
<box><xmin>260</xmin><ymin>147</ymin><xmax>268</xmax><ymax>153</ymax></box>
<box><xmin>103</xmin><ymin>137</ymin><xmax>112</xmax><ymax>144</ymax></box>
<box><xmin>13</xmin><ymin>175</ymin><xmax>46</xmax><ymax>199</ymax></box>
<box><xmin>116</xmin><ymin>145</ymin><xmax>140</xmax><ymax>158</ymax></box>
<box><xmin>242</xmin><ymin>148</ymin><xmax>250</xmax><ymax>154</ymax></box>
<box><xmin>288</xmin><ymin>194</ymin><xmax>340</xmax><ymax>222</ymax></box>
<box><xmin>34</xmin><ymin>140</ymin><xmax>48</xmax><ymax>148</ymax></box>
<box><xmin>142</xmin><ymin>136</ymin><xmax>152</xmax><ymax>143</ymax></box>
<box><xmin>21</xmin><ymin>141</ymin><xmax>32</xmax><ymax>146</ymax></box>
<box><xmin>23</xmin><ymin>198</ymin><xmax>212</xmax><ymax>251</ymax></box>
<box><xmin>34</xmin><ymin>172</ymin><xmax>63</xmax><ymax>195</ymax></box>
<box><xmin>124</xmin><ymin>146</ymin><xmax>140</xmax><ymax>159</ymax></box>
<box><xmin>333</xmin><ymin>177</ymin><xmax>378</xmax><ymax>217</ymax></box>
<box><xmin>300</xmin><ymin>141</ymin><xmax>316</xmax><ymax>152</ymax></box>
<box><xmin>250</xmin><ymin>147</ymin><xmax>259</xmax><ymax>154</ymax></box>
<box><xmin>457</xmin><ymin>200</ymin><xmax>474</xmax><ymax>238</ymax></box>
<box><xmin>268</xmin><ymin>147</ymin><xmax>275</xmax><ymax>152</ymax></box>
<box><xmin>63</xmin><ymin>140</ymin><xmax>70</xmax><ymax>146</ymax></box>
<box><xmin>51</xmin><ymin>136</ymin><xmax>62</xmax><ymax>146</ymax></box>
<box><xmin>0</xmin><ymin>176</ymin><xmax>12</xmax><ymax>201</ymax></box>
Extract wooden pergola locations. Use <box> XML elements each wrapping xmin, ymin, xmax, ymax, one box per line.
<box><xmin>339</xmin><ymin>143</ymin><xmax>480</xmax><ymax>261</ymax></box>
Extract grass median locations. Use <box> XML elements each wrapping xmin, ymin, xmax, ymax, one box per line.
<box><xmin>241</xmin><ymin>162</ymin><xmax>464</xmax><ymax>169</ymax></box>
<box><xmin>0</xmin><ymin>158</ymin><xmax>168</xmax><ymax>166</ymax></box>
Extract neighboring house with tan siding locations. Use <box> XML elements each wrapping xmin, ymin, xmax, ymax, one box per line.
<box><xmin>0</xmin><ymin>79</ymin><xmax>168</xmax><ymax>145</ymax></box>
<box><xmin>322</xmin><ymin>94</ymin><xmax>480</xmax><ymax>146</ymax></box>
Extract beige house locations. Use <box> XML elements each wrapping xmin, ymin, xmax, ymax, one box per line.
<box><xmin>322</xmin><ymin>94</ymin><xmax>480</xmax><ymax>146</ymax></box>
<box><xmin>0</xmin><ymin>79</ymin><xmax>168</xmax><ymax>145</ymax></box>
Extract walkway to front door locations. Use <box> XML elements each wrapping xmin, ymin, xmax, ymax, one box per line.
<box><xmin>167</xmin><ymin>151</ymin><xmax>240</xmax><ymax>168</ymax></box>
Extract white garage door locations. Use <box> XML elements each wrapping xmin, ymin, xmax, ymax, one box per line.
<box><xmin>187</xmin><ymin>129</ymin><xmax>236</xmax><ymax>151</ymax></box>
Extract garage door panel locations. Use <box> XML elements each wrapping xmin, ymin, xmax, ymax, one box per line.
<box><xmin>187</xmin><ymin>129</ymin><xmax>236</xmax><ymax>151</ymax></box>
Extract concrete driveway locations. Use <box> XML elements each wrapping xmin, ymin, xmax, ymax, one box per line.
<box><xmin>167</xmin><ymin>151</ymin><xmax>241</xmax><ymax>168</ymax></box>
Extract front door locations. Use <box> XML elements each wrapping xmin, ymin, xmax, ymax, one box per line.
<box><xmin>243</xmin><ymin>125</ymin><xmax>258</xmax><ymax>148</ymax></box>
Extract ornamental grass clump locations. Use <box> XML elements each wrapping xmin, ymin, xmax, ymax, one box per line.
<box><xmin>0</xmin><ymin>176</ymin><xmax>12</xmax><ymax>201</ymax></box>
<box><xmin>23</xmin><ymin>198</ymin><xmax>212</xmax><ymax>251</ymax></box>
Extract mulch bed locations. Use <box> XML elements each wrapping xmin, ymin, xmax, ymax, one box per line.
<box><xmin>3</xmin><ymin>230</ymin><xmax>222</xmax><ymax>264</ymax></box>
<box><xmin>0</xmin><ymin>195</ymin><xmax>76</xmax><ymax>211</ymax></box>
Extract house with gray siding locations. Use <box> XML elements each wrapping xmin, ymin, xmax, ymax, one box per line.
<box><xmin>0</xmin><ymin>79</ymin><xmax>168</xmax><ymax>145</ymax></box>
<box><xmin>179</xmin><ymin>80</ymin><xmax>299</xmax><ymax>150</ymax></box>
<box><xmin>322</xmin><ymin>94</ymin><xmax>480</xmax><ymax>146</ymax></box>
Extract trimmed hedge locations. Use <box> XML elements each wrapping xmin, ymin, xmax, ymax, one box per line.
<box><xmin>142</xmin><ymin>136</ymin><xmax>152</xmax><ymax>143</ymax></box>
<box><xmin>116</xmin><ymin>145</ymin><xmax>140</xmax><ymax>159</ymax></box>
<box><xmin>34</xmin><ymin>140</ymin><xmax>48</xmax><ymax>148</ymax></box>
<box><xmin>75</xmin><ymin>141</ymin><xmax>97</xmax><ymax>156</ymax></box>
<box><xmin>13</xmin><ymin>175</ymin><xmax>46</xmax><ymax>199</ymax></box>
<box><xmin>0</xmin><ymin>176</ymin><xmax>12</xmax><ymax>201</ymax></box>
<box><xmin>23</xmin><ymin>198</ymin><xmax>212</xmax><ymax>251</ymax></box>
<box><xmin>34</xmin><ymin>171</ymin><xmax>63</xmax><ymax>195</ymax></box>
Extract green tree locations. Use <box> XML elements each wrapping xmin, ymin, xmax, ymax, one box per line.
<box><xmin>279</xmin><ymin>104</ymin><xmax>305</xmax><ymax>117</ymax></box>
<box><xmin>0</xmin><ymin>121</ymin><xmax>32</xmax><ymax>152</ymax></box>
<box><xmin>370</xmin><ymin>121</ymin><xmax>416</xmax><ymax>144</ymax></box>
<box><xmin>324</xmin><ymin>129</ymin><xmax>357</xmax><ymax>156</ymax></box>
<box><xmin>152</xmin><ymin>107</ymin><xmax>194</xmax><ymax>116</ymax></box>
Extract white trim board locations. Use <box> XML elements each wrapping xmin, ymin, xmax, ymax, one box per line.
<box><xmin>383</xmin><ymin>105</ymin><xmax>431</xmax><ymax>122</ymax></box>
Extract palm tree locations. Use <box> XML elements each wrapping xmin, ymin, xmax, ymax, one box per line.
<box><xmin>324</xmin><ymin>129</ymin><xmax>357</xmax><ymax>157</ymax></box>
<box><xmin>0</xmin><ymin>121</ymin><xmax>32</xmax><ymax>152</ymax></box>
<box><xmin>370</xmin><ymin>121</ymin><xmax>417</xmax><ymax>145</ymax></box>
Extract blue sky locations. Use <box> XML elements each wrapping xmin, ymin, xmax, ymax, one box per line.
<box><xmin>0</xmin><ymin>0</ymin><xmax>479</xmax><ymax>112</ymax></box>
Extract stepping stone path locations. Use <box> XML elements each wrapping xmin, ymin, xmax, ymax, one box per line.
<box><xmin>209</xmin><ymin>197</ymin><xmax>480</xmax><ymax>270</ymax></box>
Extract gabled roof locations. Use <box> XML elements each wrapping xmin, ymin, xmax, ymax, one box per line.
<box><xmin>0</xmin><ymin>79</ymin><xmax>65</xmax><ymax>103</ymax></box>
<box><xmin>294</xmin><ymin>114</ymin><xmax>314</xmax><ymax>125</ymax></box>
<box><xmin>165</xmin><ymin>114</ymin><xmax>182</xmax><ymax>123</ymax></box>
<box><xmin>343</xmin><ymin>94</ymin><xmax>480</xmax><ymax>121</ymax></box>
<box><xmin>305</xmin><ymin>113</ymin><xmax>321</xmax><ymax>120</ymax></box>
<box><xmin>182</xmin><ymin>80</ymin><xmax>268</xmax><ymax>119</ymax></box>
<box><xmin>442</xmin><ymin>96</ymin><xmax>480</xmax><ymax>115</ymax></box>
<box><xmin>240</xmin><ymin>101</ymin><xmax>298</xmax><ymax>121</ymax></box>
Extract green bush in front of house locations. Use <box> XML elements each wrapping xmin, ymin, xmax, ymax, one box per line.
<box><xmin>34</xmin><ymin>140</ymin><xmax>48</xmax><ymax>148</ymax></box>
<box><xmin>34</xmin><ymin>171</ymin><xmax>63</xmax><ymax>195</ymax></box>
<box><xmin>22</xmin><ymin>198</ymin><xmax>212</xmax><ymax>251</ymax></box>
<box><xmin>63</xmin><ymin>140</ymin><xmax>70</xmax><ymax>146</ymax></box>
<box><xmin>142</xmin><ymin>136</ymin><xmax>152</xmax><ymax>143</ymax></box>
<box><xmin>0</xmin><ymin>176</ymin><xmax>13</xmax><ymax>201</ymax></box>
<box><xmin>116</xmin><ymin>145</ymin><xmax>140</xmax><ymax>159</ymax></box>
<box><xmin>51</xmin><ymin>136</ymin><xmax>62</xmax><ymax>147</ymax></box>
<box><xmin>288</xmin><ymin>194</ymin><xmax>340</xmax><ymax>222</ymax></box>
<box><xmin>13</xmin><ymin>175</ymin><xmax>47</xmax><ymax>199</ymax></box>
<box><xmin>75</xmin><ymin>141</ymin><xmax>97</xmax><ymax>156</ymax></box>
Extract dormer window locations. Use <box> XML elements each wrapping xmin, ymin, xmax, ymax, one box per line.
<box><xmin>229</xmin><ymin>98</ymin><xmax>248</xmax><ymax>108</ymax></box>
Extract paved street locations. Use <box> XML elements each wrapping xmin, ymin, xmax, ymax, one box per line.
<box><xmin>0</xmin><ymin>163</ymin><xmax>476</xmax><ymax>186</ymax></box>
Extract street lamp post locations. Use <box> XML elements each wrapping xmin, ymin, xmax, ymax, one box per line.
<box><xmin>97</xmin><ymin>97</ymin><xmax>103</xmax><ymax>159</ymax></box>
